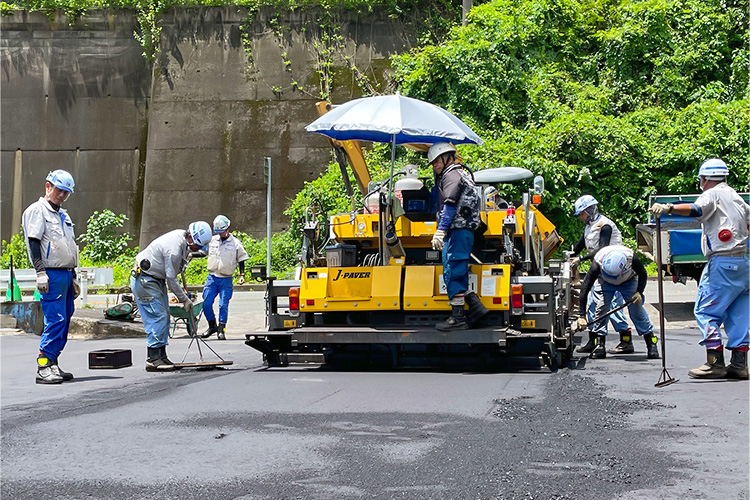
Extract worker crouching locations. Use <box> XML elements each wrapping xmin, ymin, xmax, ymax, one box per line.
<box><xmin>577</xmin><ymin>245</ymin><xmax>659</xmax><ymax>360</ymax></box>
<box><xmin>428</xmin><ymin>143</ymin><xmax>488</xmax><ymax>331</ymax></box>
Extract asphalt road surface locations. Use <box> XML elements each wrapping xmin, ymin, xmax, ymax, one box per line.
<box><xmin>2</xmin><ymin>283</ymin><xmax>748</xmax><ymax>500</ymax></box>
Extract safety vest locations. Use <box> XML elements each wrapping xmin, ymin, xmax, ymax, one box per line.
<box><xmin>441</xmin><ymin>164</ymin><xmax>481</xmax><ymax>231</ymax></box>
<box><xmin>595</xmin><ymin>245</ymin><xmax>635</xmax><ymax>285</ymax></box>
<box><xmin>584</xmin><ymin>214</ymin><xmax>622</xmax><ymax>254</ymax></box>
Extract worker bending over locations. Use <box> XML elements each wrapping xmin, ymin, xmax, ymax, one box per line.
<box><xmin>650</xmin><ymin>158</ymin><xmax>749</xmax><ymax>379</ymax></box>
<box><xmin>577</xmin><ymin>245</ymin><xmax>660</xmax><ymax>360</ymax></box>
<box><xmin>131</xmin><ymin>222</ymin><xmax>213</xmax><ymax>371</ymax></box>
<box><xmin>428</xmin><ymin>142</ymin><xmax>488</xmax><ymax>331</ymax></box>
<box><xmin>570</xmin><ymin>195</ymin><xmax>633</xmax><ymax>357</ymax></box>
<box><xmin>201</xmin><ymin>215</ymin><xmax>249</xmax><ymax>340</ymax></box>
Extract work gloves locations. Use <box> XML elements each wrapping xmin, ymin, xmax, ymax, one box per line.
<box><xmin>36</xmin><ymin>271</ymin><xmax>49</xmax><ymax>294</ymax></box>
<box><xmin>569</xmin><ymin>256</ymin><xmax>581</xmax><ymax>267</ymax></box>
<box><xmin>649</xmin><ymin>203</ymin><xmax>671</xmax><ymax>216</ymax></box>
<box><xmin>576</xmin><ymin>317</ymin><xmax>588</xmax><ymax>331</ymax></box>
<box><xmin>73</xmin><ymin>279</ymin><xmax>80</xmax><ymax>298</ymax></box>
<box><xmin>182</xmin><ymin>298</ymin><xmax>193</xmax><ymax>313</ymax></box>
<box><xmin>631</xmin><ymin>292</ymin><xmax>643</xmax><ymax>305</ymax></box>
<box><xmin>432</xmin><ymin>230</ymin><xmax>446</xmax><ymax>251</ymax></box>
<box><xmin>238</xmin><ymin>275</ymin><xmax>245</xmax><ymax>286</ymax></box>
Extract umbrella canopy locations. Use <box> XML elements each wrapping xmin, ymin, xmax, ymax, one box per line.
<box><xmin>306</xmin><ymin>94</ymin><xmax>483</xmax><ymax>146</ymax></box>
<box><xmin>474</xmin><ymin>167</ymin><xmax>534</xmax><ymax>184</ymax></box>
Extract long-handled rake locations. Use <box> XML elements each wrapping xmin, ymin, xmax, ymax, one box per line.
<box><xmin>654</xmin><ymin>214</ymin><xmax>678</xmax><ymax>387</ymax></box>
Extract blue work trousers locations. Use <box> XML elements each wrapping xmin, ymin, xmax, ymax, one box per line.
<box><xmin>592</xmin><ymin>278</ymin><xmax>653</xmax><ymax>337</ymax></box>
<box><xmin>130</xmin><ymin>274</ymin><xmax>170</xmax><ymax>348</ymax></box>
<box><xmin>694</xmin><ymin>255</ymin><xmax>749</xmax><ymax>350</ymax></box>
<box><xmin>39</xmin><ymin>269</ymin><xmax>75</xmax><ymax>360</ymax></box>
<box><xmin>588</xmin><ymin>281</ymin><xmax>629</xmax><ymax>336</ymax></box>
<box><xmin>442</xmin><ymin>228</ymin><xmax>474</xmax><ymax>300</ymax></box>
<box><xmin>202</xmin><ymin>274</ymin><xmax>234</xmax><ymax>324</ymax></box>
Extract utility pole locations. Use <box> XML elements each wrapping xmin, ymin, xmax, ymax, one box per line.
<box><xmin>462</xmin><ymin>0</ymin><xmax>472</xmax><ymax>26</ymax></box>
<box><xmin>264</xmin><ymin>157</ymin><xmax>272</xmax><ymax>278</ymax></box>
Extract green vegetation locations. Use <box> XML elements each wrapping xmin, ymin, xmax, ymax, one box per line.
<box><xmin>0</xmin><ymin>230</ymin><xmax>31</xmax><ymax>270</ymax></box>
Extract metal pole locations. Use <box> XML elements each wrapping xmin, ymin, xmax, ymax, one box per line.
<box><xmin>655</xmin><ymin>214</ymin><xmax>677</xmax><ymax>387</ymax></box>
<box><xmin>523</xmin><ymin>192</ymin><xmax>531</xmax><ymax>268</ymax></box>
<box><xmin>265</xmin><ymin>157</ymin><xmax>272</xmax><ymax>278</ymax></box>
<box><xmin>462</xmin><ymin>0</ymin><xmax>473</xmax><ymax>26</ymax></box>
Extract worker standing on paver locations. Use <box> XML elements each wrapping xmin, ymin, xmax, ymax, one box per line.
<box><xmin>577</xmin><ymin>245</ymin><xmax>660</xmax><ymax>360</ymax></box>
<box><xmin>22</xmin><ymin>170</ymin><xmax>79</xmax><ymax>384</ymax></box>
<box><xmin>429</xmin><ymin>142</ymin><xmax>488</xmax><ymax>331</ymax></box>
<box><xmin>650</xmin><ymin>158</ymin><xmax>749</xmax><ymax>379</ymax></box>
<box><xmin>131</xmin><ymin>222</ymin><xmax>213</xmax><ymax>371</ymax></box>
<box><xmin>201</xmin><ymin>215</ymin><xmax>249</xmax><ymax>340</ymax></box>
<box><xmin>569</xmin><ymin>195</ymin><xmax>634</xmax><ymax>357</ymax></box>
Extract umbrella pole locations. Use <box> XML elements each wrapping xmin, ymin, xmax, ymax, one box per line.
<box><xmin>380</xmin><ymin>135</ymin><xmax>397</xmax><ymax>266</ymax></box>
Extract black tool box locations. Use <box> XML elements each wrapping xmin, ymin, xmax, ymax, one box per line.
<box><xmin>88</xmin><ymin>349</ymin><xmax>132</xmax><ymax>369</ymax></box>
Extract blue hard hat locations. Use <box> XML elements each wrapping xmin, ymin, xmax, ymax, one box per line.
<box><xmin>189</xmin><ymin>221</ymin><xmax>212</xmax><ymax>248</ymax></box>
<box><xmin>46</xmin><ymin>170</ymin><xmax>75</xmax><ymax>193</ymax></box>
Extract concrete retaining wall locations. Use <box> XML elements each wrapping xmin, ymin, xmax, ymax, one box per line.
<box><xmin>1</xmin><ymin>7</ymin><xmax>420</xmax><ymax>246</ymax></box>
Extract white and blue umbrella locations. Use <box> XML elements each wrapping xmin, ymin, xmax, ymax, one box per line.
<box><xmin>306</xmin><ymin>93</ymin><xmax>483</xmax><ymax>146</ymax></box>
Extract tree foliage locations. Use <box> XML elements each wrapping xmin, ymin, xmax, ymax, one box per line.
<box><xmin>78</xmin><ymin>210</ymin><xmax>133</xmax><ymax>263</ymax></box>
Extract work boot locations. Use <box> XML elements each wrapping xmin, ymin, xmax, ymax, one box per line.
<box><xmin>577</xmin><ymin>331</ymin><xmax>597</xmax><ymax>353</ymax></box>
<box><xmin>644</xmin><ymin>333</ymin><xmax>660</xmax><ymax>359</ymax></box>
<box><xmin>50</xmin><ymin>360</ymin><xmax>74</xmax><ymax>381</ymax></box>
<box><xmin>590</xmin><ymin>335</ymin><xmax>607</xmax><ymax>359</ymax></box>
<box><xmin>159</xmin><ymin>346</ymin><xmax>176</xmax><ymax>366</ymax></box>
<box><xmin>36</xmin><ymin>354</ymin><xmax>63</xmax><ymax>384</ymax></box>
<box><xmin>146</xmin><ymin>346</ymin><xmax>176</xmax><ymax>372</ymax></box>
<box><xmin>217</xmin><ymin>322</ymin><xmax>227</xmax><ymax>340</ymax></box>
<box><xmin>609</xmin><ymin>328</ymin><xmax>634</xmax><ymax>354</ymax></box>
<box><xmin>688</xmin><ymin>348</ymin><xmax>727</xmax><ymax>379</ymax></box>
<box><xmin>464</xmin><ymin>292</ymin><xmax>489</xmax><ymax>326</ymax></box>
<box><xmin>201</xmin><ymin>319</ymin><xmax>218</xmax><ymax>339</ymax></box>
<box><xmin>436</xmin><ymin>305</ymin><xmax>469</xmax><ymax>331</ymax></box>
<box><xmin>726</xmin><ymin>349</ymin><xmax>749</xmax><ymax>380</ymax></box>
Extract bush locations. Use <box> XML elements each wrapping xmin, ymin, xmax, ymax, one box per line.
<box><xmin>78</xmin><ymin>210</ymin><xmax>132</xmax><ymax>263</ymax></box>
<box><xmin>0</xmin><ymin>229</ymin><xmax>31</xmax><ymax>269</ymax></box>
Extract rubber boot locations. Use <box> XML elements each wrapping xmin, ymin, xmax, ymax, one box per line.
<box><xmin>146</xmin><ymin>346</ymin><xmax>176</xmax><ymax>372</ymax></box>
<box><xmin>36</xmin><ymin>354</ymin><xmax>63</xmax><ymax>384</ymax></box>
<box><xmin>726</xmin><ymin>349</ymin><xmax>749</xmax><ymax>380</ymax></box>
<box><xmin>688</xmin><ymin>348</ymin><xmax>727</xmax><ymax>379</ymax></box>
<box><xmin>577</xmin><ymin>331</ymin><xmax>597</xmax><ymax>353</ymax></box>
<box><xmin>159</xmin><ymin>346</ymin><xmax>176</xmax><ymax>366</ymax></box>
<box><xmin>464</xmin><ymin>292</ymin><xmax>489</xmax><ymax>326</ymax></box>
<box><xmin>51</xmin><ymin>360</ymin><xmax>74</xmax><ymax>381</ymax></box>
<box><xmin>644</xmin><ymin>333</ymin><xmax>660</xmax><ymax>359</ymax></box>
<box><xmin>217</xmin><ymin>322</ymin><xmax>227</xmax><ymax>340</ymax></box>
<box><xmin>201</xmin><ymin>319</ymin><xmax>218</xmax><ymax>339</ymax></box>
<box><xmin>436</xmin><ymin>305</ymin><xmax>469</xmax><ymax>332</ymax></box>
<box><xmin>590</xmin><ymin>335</ymin><xmax>607</xmax><ymax>359</ymax></box>
<box><xmin>608</xmin><ymin>328</ymin><xmax>634</xmax><ymax>354</ymax></box>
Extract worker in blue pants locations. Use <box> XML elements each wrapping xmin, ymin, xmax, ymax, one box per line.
<box><xmin>428</xmin><ymin>142</ymin><xmax>487</xmax><ymax>331</ymax></box>
<box><xmin>651</xmin><ymin>158</ymin><xmax>749</xmax><ymax>379</ymax></box>
<box><xmin>22</xmin><ymin>170</ymin><xmax>80</xmax><ymax>384</ymax></box>
<box><xmin>201</xmin><ymin>215</ymin><xmax>249</xmax><ymax>340</ymax></box>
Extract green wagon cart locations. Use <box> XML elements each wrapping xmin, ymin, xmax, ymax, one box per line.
<box><xmin>169</xmin><ymin>299</ymin><xmax>204</xmax><ymax>338</ymax></box>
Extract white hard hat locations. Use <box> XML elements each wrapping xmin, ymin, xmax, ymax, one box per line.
<box><xmin>189</xmin><ymin>221</ymin><xmax>213</xmax><ymax>248</ymax></box>
<box><xmin>427</xmin><ymin>142</ymin><xmax>457</xmax><ymax>164</ymax></box>
<box><xmin>601</xmin><ymin>250</ymin><xmax>630</xmax><ymax>280</ymax></box>
<box><xmin>574</xmin><ymin>195</ymin><xmax>598</xmax><ymax>215</ymax></box>
<box><xmin>46</xmin><ymin>170</ymin><xmax>75</xmax><ymax>193</ymax></box>
<box><xmin>697</xmin><ymin>158</ymin><xmax>729</xmax><ymax>180</ymax></box>
<box><xmin>213</xmin><ymin>215</ymin><xmax>230</xmax><ymax>233</ymax></box>
<box><xmin>484</xmin><ymin>186</ymin><xmax>498</xmax><ymax>198</ymax></box>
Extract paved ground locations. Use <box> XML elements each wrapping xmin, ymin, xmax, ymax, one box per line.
<box><xmin>2</xmin><ymin>281</ymin><xmax>748</xmax><ymax>499</ymax></box>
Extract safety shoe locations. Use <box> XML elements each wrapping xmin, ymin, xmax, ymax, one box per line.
<box><xmin>577</xmin><ymin>331</ymin><xmax>597</xmax><ymax>353</ymax></box>
<box><xmin>609</xmin><ymin>328</ymin><xmax>634</xmax><ymax>354</ymax></box>
<box><xmin>436</xmin><ymin>305</ymin><xmax>469</xmax><ymax>332</ymax></box>
<box><xmin>590</xmin><ymin>335</ymin><xmax>607</xmax><ymax>359</ymax></box>
<box><xmin>465</xmin><ymin>292</ymin><xmax>489</xmax><ymax>326</ymax></box>
<box><xmin>201</xmin><ymin>319</ymin><xmax>218</xmax><ymax>339</ymax></box>
<box><xmin>688</xmin><ymin>348</ymin><xmax>727</xmax><ymax>379</ymax></box>
<box><xmin>644</xmin><ymin>333</ymin><xmax>660</xmax><ymax>359</ymax></box>
<box><xmin>50</xmin><ymin>361</ymin><xmax>74</xmax><ymax>381</ymax></box>
<box><xmin>36</xmin><ymin>355</ymin><xmax>63</xmax><ymax>384</ymax></box>
<box><xmin>726</xmin><ymin>349</ymin><xmax>748</xmax><ymax>380</ymax></box>
<box><xmin>146</xmin><ymin>347</ymin><xmax>176</xmax><ymax>372</ymax></box>
<box><xmin>217</xmin><ymin>322</ymin><xmax>227</xmax><ymax>340</ymax></box>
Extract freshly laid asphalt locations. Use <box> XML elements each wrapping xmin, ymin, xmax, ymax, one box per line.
<box><xmin>1</xmin><ymin>283</ymin><xmax>748</xmax><ymax>499</ymax></box>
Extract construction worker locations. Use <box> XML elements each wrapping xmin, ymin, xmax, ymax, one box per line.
<box><xmin>131</xmin><ymin>221</ymin><xmax>213</xmax><ymax>371</ymax></box>
<box><xmin>577</xmin><ymin>245</ymin><xmax>660</xmax><ymax>360</ymax></box>
<box><xmin>570</xmin><ymin>195</ymin><xmax>634</xmax><ymax>357</ymax></box>
<box><xmin>650</xmin><ymin>158</ymin><xmax>749</xmax><ymax>379</ymax></box>
<box><xmin>429</xmin><ymin>142</ymin><xmax>488</xmax><ymax>330</ymax></box>
<box><xmin>201</xmin><ymin>215</ymin><xmax>249</xmax><ymax>340</ymax></box>
<box><xmin>22</xmin><ymin>170</ymin><xmax>79</xmax><ymax>384</ymax></box>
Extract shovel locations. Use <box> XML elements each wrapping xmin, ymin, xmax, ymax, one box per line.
<box><xmin>654</xmin><ymin>214</ymin><xmax>678</xmax><ymax>387</ymax></box>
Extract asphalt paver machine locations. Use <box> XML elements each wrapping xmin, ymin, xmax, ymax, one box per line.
<box><xmin>246</xmin><ymin>104</ymin><xmax>577</xmax><ymax>370</ymax></box>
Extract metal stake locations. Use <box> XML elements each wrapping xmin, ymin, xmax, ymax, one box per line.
<box><xmin>654</xmin><ymin>214</ymin><xmax>678</xmax><ymax>387</ymax></box>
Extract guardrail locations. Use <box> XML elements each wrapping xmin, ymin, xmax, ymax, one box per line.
<box><xmin>1</xmin><ymin>267</ymin><xmax>114</xmax><ymax>306</ymax></box>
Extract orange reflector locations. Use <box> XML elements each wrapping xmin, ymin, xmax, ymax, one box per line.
<box><xmin>289</xmin><ymin>287</ymin><xmax>300</xmax><ymax>310</ymax></box>
<box><xmin>532</xmin><ymin>194</ymin><xmax>541</xmax><ymax>204</ymax></box>
<box><xmin>511</xmin><ymin>284</ymin><xmax>523</xmax><ymax>309</ymax></box>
